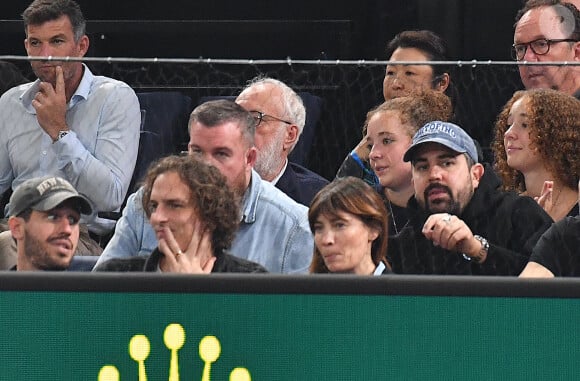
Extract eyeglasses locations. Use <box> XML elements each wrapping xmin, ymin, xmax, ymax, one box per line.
<box><xmin>249</xmin><ymin>110</ymin><xmax>292</xmax><ymax>126</ymax></box>
<box><xmin>511</xmin><ymin>38</ymin><xmax>578</xmax><ymax>61</ymax></box>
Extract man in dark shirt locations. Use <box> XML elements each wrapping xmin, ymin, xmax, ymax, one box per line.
<box><xmin>236</xmin><ymin>77</ymin><xmax>328</xmax><ymax>206</ymax></box>
<box><xmin>520</xmin><ymin>215</ymin><xmax>580</xmax><ymax>277</ymax></box>
<box><xmin>388</xmin><ymin>121</ymin><xmax>553</xmax><ymax>275</ymax></box>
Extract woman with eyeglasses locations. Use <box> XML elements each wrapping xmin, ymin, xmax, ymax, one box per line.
<box><xmin>308</xmin><ymin>177</ymin><xmax>390</xmax><ymax>275</ymax></box>
<box><xmin>493</xmin><ymin>88</ymin><xmax>580</xmax><ymax>222</ymax></box>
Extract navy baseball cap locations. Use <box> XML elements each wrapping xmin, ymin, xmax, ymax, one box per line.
<box><xmin>403</xmin><ymin>121</ymin><xmax>478</xmax><ymax>163</ymax></box>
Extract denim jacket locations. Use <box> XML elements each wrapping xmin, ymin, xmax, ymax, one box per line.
<box><xmin>95</xmin><ymin>170</ymin><xmax>313</xmax><ymax>273</ymax></box>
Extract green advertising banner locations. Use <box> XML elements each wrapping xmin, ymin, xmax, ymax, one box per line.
<box><xmin>0</xmin><ymin>274</ymin><xmax>579</xmax><ymax>380</ymax></box>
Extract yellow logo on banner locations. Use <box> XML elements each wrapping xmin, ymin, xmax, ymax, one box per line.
<box><xmin>97</xmin><ymin>323</ymin><xmax>251</xmax><ymax>381</ymax></box>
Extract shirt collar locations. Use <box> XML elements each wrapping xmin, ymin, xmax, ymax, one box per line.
<box><xmin>239</xmin><ymin>170</ymin><xmax>262</xmax><ymax>224</ymax></box>
<box><xmin>270</xmin><ymin>159</ymin><xmax>288</xmax><ymax>186</ymax></box>
<box><xmin>373</xmin><ymin>261</ymin><xmax>386</xmax><ymax>276</ymax></box>
<box><xmin>20</xmin><ymin>64</ymin><xmax>93</xmax><ymax>112</ymax></box>
<box><xmin>70</xmin><ymin>64</ymin><xmax>93</xmax><ymax>106</ymax></box>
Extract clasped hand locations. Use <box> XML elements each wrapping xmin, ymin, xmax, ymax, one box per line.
<box><xmin>422</xmin><ymin>213</ymin><xmax>479</xmax><ymax>257</ymax></box>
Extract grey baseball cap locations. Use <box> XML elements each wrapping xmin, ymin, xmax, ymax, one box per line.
<box><xmin>403</xmin><ymin>121</ymin><xmax>478</xmax><ymax>163</ymax></box>
<box><xmin>8</xmin><ymin>176</ymin><xmax>92</xmax><ymax>217</ymax></box>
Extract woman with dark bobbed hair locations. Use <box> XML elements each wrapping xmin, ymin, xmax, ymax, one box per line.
<box><xmin>308</xmin><ymin>177</ymin><xmax>390</xmax><ymax>275</ymax></box>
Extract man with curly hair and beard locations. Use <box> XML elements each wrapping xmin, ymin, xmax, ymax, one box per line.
<box><xmin>94</xmin><ymin>155</ymin><xmax>266</xmax><ymax>273</ymax></box>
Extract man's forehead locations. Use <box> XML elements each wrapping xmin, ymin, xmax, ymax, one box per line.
<box><xmin>190</xmin><ymin>120</ymin><xmax>241</xmax><ymax>137</ymax></box>
<box><xmin>236</xmin><ymin>84</ymin><xmax>283</xmax><ymax>111</ymax></box>
<box><xmin>413</xmin><ymin>143</ymin><xmax>460</xmax><ymax>160</ymax></box>
<box><xmin>27</xmin><ymin>15</ymin><xmax>73</xmax><ymax>35</ymax></box>
<box><xmin>189</xmin><ymin>121</ymin><xmax>247</xmax><ymax>149</ymax></box>
<box><xmin>516</xmin><ymin>6</ymin><xmax>574</xmax><ymax>39</ymax></box>
<box><xmin>150</xmin><ymin>182</ymin><xmax>190</xmax><ymax>202</ymax></box>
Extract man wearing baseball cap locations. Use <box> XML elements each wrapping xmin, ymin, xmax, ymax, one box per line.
<box><xmin>388</xmin><ymin>121</ymin><xmax>553</xmax><ymax>275</ymax></box>
<box><xmin>6</xmin><ymin>176</ymin><xmax>92</xmax><ymax>271</ymax></box>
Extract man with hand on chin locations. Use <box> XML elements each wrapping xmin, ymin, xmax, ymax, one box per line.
<box><xmin>387</xmin><ymin>121</ymin><xmax>553</xmax><ymax>275</ymax></box>
<box><xmin>0</xmin><ymin>0</ymin><xmax>140</xmax><ymax>252</ymax></box>
<box><xmin>94</xmin><ymin>155</ymin><xmax>267</xmax><ymax>273</ymax></box>
<box><xmin>95</xmin><ymin>100</ymin><xmax>312</xmax><ymax>274</ymax></box>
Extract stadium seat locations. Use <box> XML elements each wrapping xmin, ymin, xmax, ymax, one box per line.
<box><xmin>131</xmin><ymin>91</ymin><xmax>193</xmax><ymax>191</ymax></box>
<box><xmin>97</xmin><ymin>91</ymin><xmax>192</xmax><ymax>224</ymax></box>
<box><xmin>67</xmin><ymin>256</ymin><xmax>99</xmax><ymax>272</ymax></box>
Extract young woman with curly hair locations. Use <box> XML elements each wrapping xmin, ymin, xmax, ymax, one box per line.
<box><xmin>493</xmin><ymin>89</ymin><xmax>580</xmax><ymax>221</ymax></box>
<box><xmin>366</xmin><ymin>90</ymin><xmax>453</xmax><ymax>235</ymax></box>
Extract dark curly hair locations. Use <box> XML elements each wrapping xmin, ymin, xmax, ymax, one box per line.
<box><xmin>363</xmin><ymin>90</ymin><xmax>453</xmax><ymax>137</ymax></box>
<box><xmin>308</xmin><ymin>177</ymin><xmax>389</xmax><ymax>274</ymax></box>
<box><xmin>142</xmin><ymin>155</ymin><xmax>240</xmax><ymax>256</ymax></box>
<box><xmin>493</xmin><ymin>89</ymin><xmax>580</xmax><ymax>192</ymax></box>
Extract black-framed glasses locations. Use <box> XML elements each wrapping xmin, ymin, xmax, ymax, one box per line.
<box><xmin>249</xmin><ymin>110</ymin><xmax>292</xmax><ymax>126</ymax></box>
<box><xmin>511</xmin><ymin>38</ymin><xmax>578</xmax><ymax>61</ymax></box>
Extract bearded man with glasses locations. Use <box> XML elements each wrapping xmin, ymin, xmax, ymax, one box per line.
<box><xmin>236</xmin><ymin>77</ymin><xmax>329</xmax><ymax>206</ymax></box>
<box><xmin>513</xmin><ymin>0</ymin><xmax>580</xmax><ymax>98</ymax></box>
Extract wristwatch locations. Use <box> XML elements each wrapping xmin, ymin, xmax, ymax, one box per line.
<box><xmin>462</xmin><ymin>235</ymin><xmax>489</xmax><ymax>263</ymax></box>
<box><xmin>57</xmin><ymin>130</ymin><xmax>69</xmax><ymax>141</ymax></box>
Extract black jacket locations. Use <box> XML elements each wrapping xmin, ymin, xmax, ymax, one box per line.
<box><xmin>94</xmin><ymin>248</ymin><xmax>268</xmax><ymax>273</ymax></box>
<box><xmin>388</xmin><ymin>166</ymin><xmax>554</xmax><ymax>275</ymax></box>
<box><xmin>276</xmin><ymin>162</ymin><xmax>329</xmax><ymax>206</ymax></box>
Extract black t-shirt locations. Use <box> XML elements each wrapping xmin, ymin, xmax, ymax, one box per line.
<box><xmin>529</xmin><ymin>215</ymin><xmax>580</xmax><ymax>277</ymax></box>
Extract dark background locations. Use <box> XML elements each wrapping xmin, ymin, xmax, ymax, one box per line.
<box><xmin>1</xmin><ymin>0</ymin><xmax>523</xmax><ymax>60</ymax></box>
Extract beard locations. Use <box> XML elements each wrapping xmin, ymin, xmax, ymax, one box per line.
<box><xmin>23</xmin><ymin>230</ymin><xmax>72</xmax><ymax>271</ymax></box>
<box><xmin>31</xmin><ymin>61</ymin><xmax>79</xmax><ymax>88</ymax></box>
<box><xmin>421</xmin><ymin>182</ymin><xmax>473</xmax><ymax>215</ymax></box>
<box><xmin>229</xmin><ymin>168</ymin><xmax>250</xmax><ymax>198</ymax></box>
<box><xmin>254</xmin><ymin>133</ymin><xmax>286</xmax><ymax>181</ymax></box>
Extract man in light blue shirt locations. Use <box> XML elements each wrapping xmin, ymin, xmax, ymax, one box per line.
<box><xmin>0</xmin><ymin>0</ymin><xmax>140</xmax><ymax>238</ymax></box>
<box><xmin>96</xmin><ymin>100</ymin><xmax>313</xmax><ymax>274</ymax></box>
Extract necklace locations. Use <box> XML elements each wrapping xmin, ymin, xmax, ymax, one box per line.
<box><xmin>387</xmin><ymin>199</ymin><xmax>409</xmax><ymax>235</ymax></box>
<box><xmin>552</xmin><ymin>187</ymin><xmax>563</xmax><ymax>209</ymax></box>
<box><xmin>387</xmin><ymin>199</ymin><xmax>398</xmax><ymax>235</ymax></box>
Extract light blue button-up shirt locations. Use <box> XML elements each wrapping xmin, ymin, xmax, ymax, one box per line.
<box><xmin>96</xmin><ymin>170</ymin><xmax>314</xmax><ymax>274</ymax></box>
<box><xmin>0</xmin><ymin>65</ymin><xmax>140</xmax><ymax>230</ymax></box>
